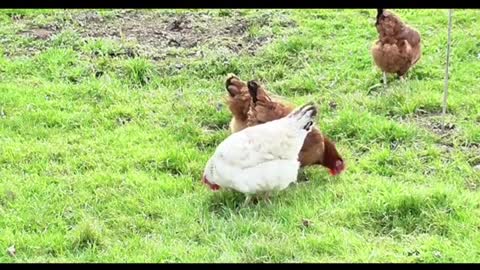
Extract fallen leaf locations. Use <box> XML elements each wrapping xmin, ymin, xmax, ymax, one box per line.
<box><xmin>6</xmin><ymin>245</ymin><xmax>16</xmax><ymax>257</ymax></box>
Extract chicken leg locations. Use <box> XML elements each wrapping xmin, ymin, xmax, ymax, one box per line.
<box><xmin>383</xmin><ymin>71</ymin><xmax>387</xmax><ymax>87</ymax></box>
<box><xmin>261</xmin><ymin>192</ymin><xmax>272</xmax><ymax>204</ymax></box>
<box><xmin>243</xmin><ymin>194</ymin><xmax>253</xmax><ymax>206</ymax></box>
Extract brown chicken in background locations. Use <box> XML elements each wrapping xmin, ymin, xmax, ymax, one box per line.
<box><xmin>225</xmin><ymin>74</ymin><xmax>251</xmax><ymax>133</ymax></box>
<box><xmin>371</xmin><ymin>8</ymin><xmax>422</xmax><ymax>86</ymax></box>
<box><xmin>225</xmin><ymin>77</ymin><xmax>345</xmax><ymax>176</ymax></box>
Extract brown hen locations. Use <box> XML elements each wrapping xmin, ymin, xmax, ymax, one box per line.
<box><xmin>372</xmin><ymin>9</ymin><xmax>422</xmax><ymax>85</ymax></box>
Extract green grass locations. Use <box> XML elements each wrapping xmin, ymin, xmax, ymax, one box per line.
<box><xmin>0</xmin><ymin>9</ymin><xmax>479</xmax><ymax>263</ymax></box>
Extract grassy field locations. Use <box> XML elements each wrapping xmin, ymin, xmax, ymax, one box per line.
<box><xmin>0</xmin><ymin>9</ymin><xmax>479</xmax><ymax>263</ymax></box>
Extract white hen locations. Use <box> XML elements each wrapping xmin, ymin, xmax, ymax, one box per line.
<box><xmin>202</xmin><ymin>99</ymin><xmax>317</xmax><ymax>202</ymax></box>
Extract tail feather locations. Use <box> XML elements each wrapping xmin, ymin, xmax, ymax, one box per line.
<box><xmin>288</xmin><ymin>103</ymin><xmax>317</xmax><ymax>131</ymax></box>
<box><xmin>247</xmin><ymin>80</ymin><xmax>260</xmax><ymax>103</ymax></box>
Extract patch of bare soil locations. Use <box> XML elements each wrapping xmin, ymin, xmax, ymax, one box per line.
<box><xmin>409</xmin><ymin>109</ymin><xmax>480</xmax><ymax>179</ymax></box>
<box><xmin>8</xmin><ymin>10</ymin><xmax>296</xmax><ymax>59</ymax></box>
<box><xmin>410</xmin><ymin>109</ymin><xmax>456</xmax><ymax>138</ymax></box>
<box><xmin>406</xmin><ymin>110</ymin><xmax>457</xmax><ymax>152</ymax></box>
<box><xmin>76</xmin><ymin>10</ymin><xmax>291</xmax><ymax>60</ymax></box>
<box><xmin>21</xmin><ymin>27</ymin><xmax>56</xmax><ymax>40</ymax></box>
<box><xmin>41</xmin><ymin>10</ymin><xmax>293</xmax><ymax>59</ymax></box>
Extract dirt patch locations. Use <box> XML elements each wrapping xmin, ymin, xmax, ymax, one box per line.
<box><xmin>406</xmin><ymin>111</ymin><xmax>463</xmax><ymax>155</ymax></box>
<box><xmin>13</xmin><ymin>13</ymin><xmax>63</xmax><ymax>39</ymax></box>
<box><xmin>21</xmin><ymin>28</ymin><xmax>55</xmax><ymax>40</ymax></box>
<box><xmin>72</xmin><ymin>10</ymin><xmax>294</xmax><ymax>60</ymax></box>
<box><xmin>7</xmin><ymin>10</ymin><xmax>296</xmax><ymax>60</ymax></box>
<box><xmin>409</xmin><ymin>110</ymin><xmax>456</xmax><ymax>138</ymax></box>
<box><xmin>429</xmin><ymin>122</ymin><xmax>456</xmax><ymax>136</ymax></box>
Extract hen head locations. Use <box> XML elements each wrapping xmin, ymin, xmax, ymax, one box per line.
<box><xmin>375</xmin><ymin>8</ymin><xmax>404</xmax><ymax>37</ymax></box>
<box><xmin>225</xmin><ymin>74</ymin><xmax>251</xmax><ymax>121</ymax></box>
<box><xmin>202</xmin><ymin>159</ymin><xmax>220</xmax><ymax>191</ymax></box>
<box><xmin>321</xmin><ymin>137</ymin><xmax>345</xmax><ymax>176</ymax></box>
<box><xmin>202</xmin><ymin>175</ymin><xmax>220</xmax><ymax>191</ymax></box>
